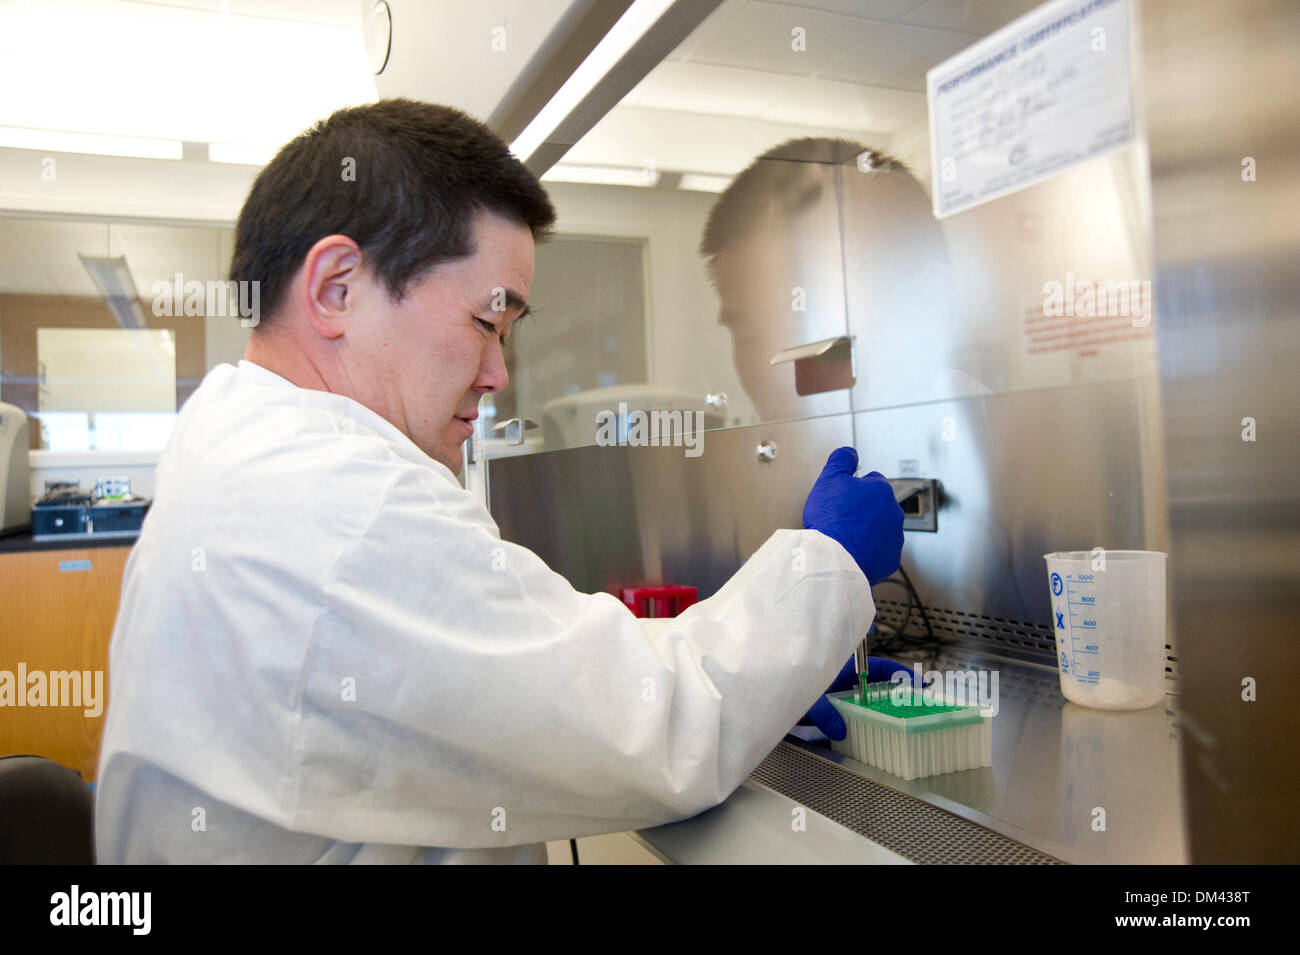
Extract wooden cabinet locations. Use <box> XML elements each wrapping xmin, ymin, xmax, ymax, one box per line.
<box><xmin>0</xmin><ymin>545</ymin><xmax>130</xmax><ymax>782</ymax></box>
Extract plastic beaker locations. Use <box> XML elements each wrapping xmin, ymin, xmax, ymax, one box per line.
<box><xmin>1043</xmin><ymin>550</ymin><xmax>1167</xmax><ymax>710</ymax></box>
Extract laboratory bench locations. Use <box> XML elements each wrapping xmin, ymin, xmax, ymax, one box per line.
<box><xmin>0</xmin><ymin>536</ymin><xmax>135</xmax><ymax>781</ymax></box>
<box><xmin>0</xmin><ymin>527</ymin><xmax>139</xmax><ymax>554</ymax></box>
<box><xmin>635</xmin><ymin>649</ymin><xmax>1186</xmax><ymax>865</ymax></box>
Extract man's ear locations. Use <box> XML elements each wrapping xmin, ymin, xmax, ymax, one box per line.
<box><xmin>299</xmin><ymin>235</ymin><xmax>364</xmax><ymax>340</ymax></box>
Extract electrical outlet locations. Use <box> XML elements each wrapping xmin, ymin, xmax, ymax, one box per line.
<box><xmin>888</xmin><ymin>478</ymin><xmax>941</xmax><ymax>532</ymax></box>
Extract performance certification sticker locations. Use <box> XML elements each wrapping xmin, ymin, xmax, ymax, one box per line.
<box><xmin>927</xmin><ymin>0</ymin><xmax>1136</xmax><ymax>219</ymax></box>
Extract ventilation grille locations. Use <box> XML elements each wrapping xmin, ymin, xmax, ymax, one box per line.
<box><xmin>873</xmin><ymin>598</ymin><xmax>1181</xmax><ymax>682</ymax></box>
<box><xmin>875</xmin><ymin>598</ymin><xmax>1057</xmax><ymax>660</ymax></box>
<box><xmin>749</xmin><ymin>743</ymin><xmax>1065</xmax><ymax>864</ymax></box>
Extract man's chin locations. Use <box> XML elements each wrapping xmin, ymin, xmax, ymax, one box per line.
<box><xmin>414</xmin><ymin>436</ymin><xmax>461</xmax><ymax>475</ymax></box>
<box><xmin>436</xmin><ymin>445</ymin><xmax>464</xmax><ymax>476</ymax></box>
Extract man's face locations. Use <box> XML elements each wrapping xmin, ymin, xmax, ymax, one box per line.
<box><xmin>715</xmin><ymin>232</ymin><xmax>789</xmax><ymax>421</ymax></box>
<box><xmin>713</xmin><ymin>226</ymin><xmax>847</xmax><ymax>423</ymax></box>
<box><xmin>356</xmin><ymin>209</ymin><xmax>535</xmax><ymax>473</ymax></box>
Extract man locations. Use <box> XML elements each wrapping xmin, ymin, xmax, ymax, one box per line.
<box><xmin>95</xmin><ymin>99</ymin><xmax>903</xmax><ymax>863</ymax></box>
<box><xmin>701</xmin><ymin>138</ymin><xmax>974</xmax><ymax>423</ymax></box>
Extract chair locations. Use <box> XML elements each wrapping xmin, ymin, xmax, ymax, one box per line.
<box><xmin>0</xmin><ymin>755</ymin><xmax>95</xmax><ymax>864</ymax></box>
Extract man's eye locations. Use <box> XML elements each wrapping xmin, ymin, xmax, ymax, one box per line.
<box><xmin>476</xmin><ymin>317</ymin><xmax>507</xmax><ymax>345</ymax></box>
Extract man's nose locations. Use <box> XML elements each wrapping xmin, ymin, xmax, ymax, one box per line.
<box><xmin>476</xmin><ymin>338</ymin><xmax>509</xmax><ymax>393</ymax></box>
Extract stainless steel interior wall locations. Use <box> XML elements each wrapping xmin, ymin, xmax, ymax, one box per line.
<box><xmin>490</xmin><ymin>372</ymin><xmax>1167</xmax><ymax>672</ymax></box>
<box><xmin>1140</xmin><ymin>0</ymin><xmax>1300</xmax><ymax>863</ymax></box>
<box><xmin>493</xmin><ymin>149</ymin><xmax>1168</xmax><ymax>671</ymax></box>
<box><xmin>850</xmin><ymin>377</ymin><xmax>1170</xmax><ymax>670</ymax></box>
<box><xmin>489</xmin><ymin>414</ymin><xmax>854</xmax><ymax>603</ymax></box>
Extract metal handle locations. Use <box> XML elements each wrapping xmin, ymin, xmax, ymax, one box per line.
<box><xmin>768</xmin><ymin>337</ymin><xmax>856</xmax><ymax>397</ymax></box>
<box><xmin>768</xmin><ymin>336</ymin><xmax>852</xmax><ymax>365</ymax></box>
<box><xmin>491</xmin><ymin>417</ymin><xmax>537</xmax><ymax>446</ymax></box>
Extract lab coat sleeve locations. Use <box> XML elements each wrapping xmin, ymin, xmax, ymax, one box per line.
<box><xmin>286</xmin><ymin>465</ymin><xmax>874</xmax><ymax>848</ymax></box>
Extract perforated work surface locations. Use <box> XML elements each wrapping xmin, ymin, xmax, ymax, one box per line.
<box><xmin>748</xmin><ymin>742</ymin><xmax>1065</xmax><ymax>865</ymax></box>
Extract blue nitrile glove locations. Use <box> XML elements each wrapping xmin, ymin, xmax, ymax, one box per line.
<box><xmin>799</xmin><ymin>657</ymin><xmax>920</xmax><ymax>741</ymax></box>
<box><xmin>803</xmin><ymin>447</ymin><xmax>904</xmax><ymax>586</ymax></box>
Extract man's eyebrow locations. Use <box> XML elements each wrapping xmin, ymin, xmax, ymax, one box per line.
<box><xmin>480</xmin><ymin>288</ymin><xmax>530</xmax><ymax>318</ymax></box>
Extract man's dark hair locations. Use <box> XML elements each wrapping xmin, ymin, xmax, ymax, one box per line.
<box><xmin>699</xmin><ymin>137</ymin><xmax>900</xmax><ymax>285</ymax></box>
<box><xmin>230</xmin><ymin>98</ymin><xmax>556</xmax><ymax>324</ymax></box>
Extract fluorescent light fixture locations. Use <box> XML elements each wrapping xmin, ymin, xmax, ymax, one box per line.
<box><xmin>542</xmin><ymin>163</ymin><xmax>659</xmax><ymax>187</ymax></box>
<box><xmin>0</xmin><ymin>126</ymin><xmax>182</xmax><ymax>160</ymax></box>
<box><xmin>208</xmin><ymin>142</ymin><xmax>279</xmax><ymax>166</ymax></box>
<box><xmin>509</xmin><ymin>0</ymin><xmax>675</xmax><ymax>162</ymax></box>
<box><xmin>77</xmin><ymin>255</ymin><xmax>148</xmax><ymax>330</ymax></box>
<box><xmin>678</xmin><ymin>172</ymin><xmax>733</xmax><ymax>193</ymax></box>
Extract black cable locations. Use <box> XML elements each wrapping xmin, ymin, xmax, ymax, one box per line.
<box><xmin>895</xmin><ymin>563</ymin><xmax>936</xmax><ymax>645</ymax></box>
<box><xmin>872</xmin><ymin>563</ymin><xmax>941</xmax><ymax>657</ymax></box>
<box><xmin>869</xmin><ymin>577</ymin><xmax>912</xmax><ymax>638</ymax></box>
<box><xmin>569</xmin><ymin>838</ymin><xmax>579</xmax><ymax>865</ymax></box>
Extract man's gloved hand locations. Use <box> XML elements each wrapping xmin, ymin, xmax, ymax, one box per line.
<box><xmin>803</xmin><ymin>447</ymin><xmax>904</xmax><ymax>586</ymax></box>
<box><xmin>800</xmin><ymin>656</ymin><xmax>919</xmax><ymax>741</ymax></box>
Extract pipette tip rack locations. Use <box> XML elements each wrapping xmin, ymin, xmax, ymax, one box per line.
<box><xmin>826</xmin><ymin>680</ymin><xmax>993</xmax><ymax>781</ymax></box>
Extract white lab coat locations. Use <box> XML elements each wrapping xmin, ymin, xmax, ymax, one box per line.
<box><xmin>95</xmin><ymin>360</ymin><xmax>874</xmax><ymax>864</ymax></box>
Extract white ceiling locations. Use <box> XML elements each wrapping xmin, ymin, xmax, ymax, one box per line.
<box><xmin>370</xmin><ymin>0</ymin><xmax>586</xmax><ymax>125</ymax></box>
<box><xmin>566</xmin><ymin>0</ymin><xmax>1042</xmax><ymax>176</ymax></box>
<box><xmin>0</xmin><ymin>0</ymin><xmax>376</xmax><ymax>148</ymax></box>
<box><xmin>125</xmin><ymin>0</ymin><xmax>364</xmax><ymax>27</ymax></box>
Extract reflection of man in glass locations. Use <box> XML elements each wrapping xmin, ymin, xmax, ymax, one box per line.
<box><xmin>700</xmin><ymin>138</ymin><xmax>959</xmax><ymax>421</ymax></box>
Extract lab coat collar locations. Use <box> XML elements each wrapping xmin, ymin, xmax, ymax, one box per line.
<box><xmin>233</xmin><ymin>359</ymin><xmax>461</xmax><ymax>486</ymax></box>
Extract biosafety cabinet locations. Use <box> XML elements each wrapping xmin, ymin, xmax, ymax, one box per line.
<box><xmin>378</xmin><ymin>0</ymin><xmax>1300</xmax><ymax>863</ymax></box>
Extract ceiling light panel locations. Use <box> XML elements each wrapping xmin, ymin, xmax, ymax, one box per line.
<box><xmin>0</xmin><ymin>0</ymin><xmax>375</xmax><ymax>154</ymax></box>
